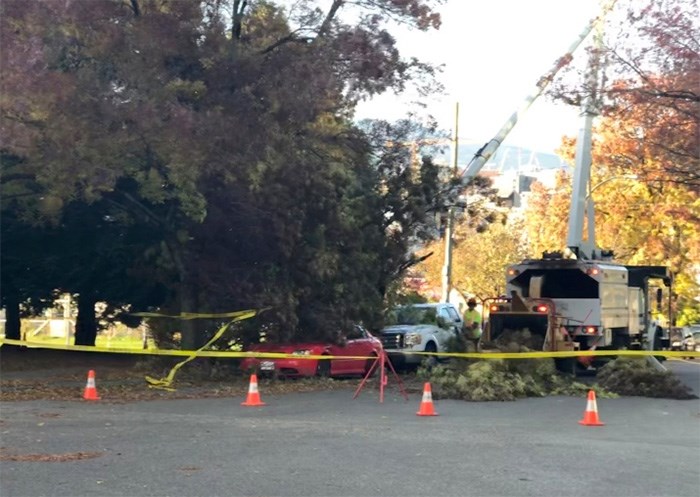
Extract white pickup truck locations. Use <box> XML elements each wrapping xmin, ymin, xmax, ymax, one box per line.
<box><xmin>380</xmin><ymin>303</ymin><xmax>463</xmax><ymax>369</ymax></box>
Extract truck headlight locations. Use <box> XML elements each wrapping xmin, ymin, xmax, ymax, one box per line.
<box><xmin>404</xmin><ymin>333</ymin><xmax>422</xmax><ymax>346</ymax></box>
<box><xmin>292</xmin><ymin>349</ymin><xmax>311</xmax><ymax>356</ymax></box>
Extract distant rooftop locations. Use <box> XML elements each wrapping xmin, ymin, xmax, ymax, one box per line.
<box><xmin>431</xmin><ymin>143</ymin><xmax>570</xmax><ymax>173</ymax></box>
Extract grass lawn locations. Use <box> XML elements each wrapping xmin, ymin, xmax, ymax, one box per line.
<box><xmin>15</xmin><ymin>335</ymin><xmax>153</xmax><ymax>350</ymax></box>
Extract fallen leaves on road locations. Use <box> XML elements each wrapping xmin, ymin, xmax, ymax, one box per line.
<box><xmin>1</xmin><ymin>348</ymin><xmax>386</xmax><ymax>402</ymax></box>
<box><xmin>0</xmin><ymin>448</ymin><xmax>103</xmax><ymax>462</ymax></box>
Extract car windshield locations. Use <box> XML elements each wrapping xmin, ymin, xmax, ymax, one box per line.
<box><xmin>388</xmin><ymin>307</ymin><xmax>438</xmax><ymax>326</ymax></box>
<box><xmin>693</xmin><ymin>332</ymin><xmax>700</xmax><ymax>341</ymax></box>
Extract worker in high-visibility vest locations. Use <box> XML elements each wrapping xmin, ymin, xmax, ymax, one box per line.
<box><xmin>462</xmin><ymin>298</ymin><xmax>482</xmax><ymax>351</ymax></box>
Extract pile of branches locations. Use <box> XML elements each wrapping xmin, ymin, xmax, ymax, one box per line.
<box><xmin>418</xmin><ymin>360</ymin><xmax>605</xmax><ymax>401</ymax></box>
<box><xmin>420</xmin><ymin>328</ymin><xmax>607</xmax><ymax>401</ymax></box>
<box><xmin>486</xmin><ymin>328</ymin><xmax>545</xmax><ymax>352</ymax></box>
<box><xmin>597</xmin><ymin>357</ymin><xmax>697</xmax><ymax>400</ymax></box>
<box><xmin>422</xmin><ymin>330</ymin><xmax>697</xmax><ymax>401</ymax></box>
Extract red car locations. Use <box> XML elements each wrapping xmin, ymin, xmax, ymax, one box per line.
<box><xmin>240</xmin><ymin>325</ymin><xmax>382</xmax><ymax>378</ymax></box>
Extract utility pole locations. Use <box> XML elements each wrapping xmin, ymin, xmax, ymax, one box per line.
<box><xmin>441</xmin><ymin>102</ymin><xmax>459</xmax><ymax>303</ymax></box>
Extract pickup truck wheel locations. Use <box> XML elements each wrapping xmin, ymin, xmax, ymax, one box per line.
<box><xmin>424</xmin><ymin>342</ymin><xmax>438</xmax><ymax>368</ymax></box>
<box><xmin>316</xmin><ymin>358</ymin><xmax>331</xmax><ymax>378</ymax></box>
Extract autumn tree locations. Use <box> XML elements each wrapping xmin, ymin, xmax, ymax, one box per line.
<box><xmin>603</xmin><ymin>0</ymin><xmax>699</xmax><ymax>189</ymax></box>
<box><xmin>416</xmin><ymin>216</ymin><xmax>528</xmax><ymax>302</ymax></box>
<box><xmin>524</xmin><ymin>134</ymin><xmax>699</xmax><ymax>325</ymax></box>
<box><xmin>537</xmin><ymin>0</ymin><xmax>700</xmax><ymax>324</ymax></box>
<box><xmin>2</xmin><ymin>0</ymin><xmax>226</xmax><ymax>346</ymax></box>
<box><xmin>407</xmin><ymin>170</ymin><xmax>522</xmax><ymax>301</ymax></box>
<box><xmin>550</xmin><ymin>0</ymin><xmax>699</xmax><ymax>189</ymax></box>
<box><xmin>1</xmin><ymin>0</ymin><xmax>450</xmax><ymax>347</ymax></box>
<box><xmin>521</xmin><ymin>170</ymin><xmax>573</xmax><ymax>258</ymax></box>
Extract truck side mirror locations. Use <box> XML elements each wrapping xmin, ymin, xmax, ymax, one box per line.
<box><xmin>656</xmin><ymin>288</ymin><xmax>663</xmax><ymax>305</ymax></box>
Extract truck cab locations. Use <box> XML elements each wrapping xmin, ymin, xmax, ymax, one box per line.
<box><xmin>380</xmin><ymin>303</ymin><xmax>463</xmax><ymax>369</ymax></box>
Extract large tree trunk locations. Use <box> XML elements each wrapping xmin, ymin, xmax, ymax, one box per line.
<box><xmin>74</xmin><ymin>293</ymin><xmax>98</xmax><ymax>346</ymax></box>
<box><xmin>179</xmin><ymin>282</ymin><xmax>203</xmax><ymax>350</ymax></box>
<box><xmin>4</xmin><ymin>291</ymin><xmax>21</xmax><ymax>340</ymax></box>
<box><xmin>167</xmin><ymin>239</ymin><xmax>203</xmax><ymax>351</ymax></box>
<box><xmin>232</xmin><ymin>0</ymin><xmax>247</xmax><ymax>40</ymax></box>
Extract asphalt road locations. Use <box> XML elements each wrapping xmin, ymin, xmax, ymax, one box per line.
<box><xmin>1</xmin><ymin>361</ymin><xmax>699</xmax><ymax>497</ymax></box>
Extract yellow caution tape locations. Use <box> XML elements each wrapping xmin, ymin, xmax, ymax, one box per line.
<box><xmin>142</xmin><ymin>308</ymin><xmax>263</xmax><ymax>391</ymax></box>
<box><xmin>0</xmin><ymin>338</ymin><xmax>368</xmax><ymax>359</ymax></box>
<box><xmin>129</xmin><ymin>310</ymin><xmax>261</xmax><ymax>320</ymax></box>
<box><xmin>2</xmin><ymin>336</ymin><xmax>699</xmax><ymax>360</ymax></box>
<box><xmin>410</xmin><ymin>349</ymin><xmax>700</xmax><ymax>359</ymax></box>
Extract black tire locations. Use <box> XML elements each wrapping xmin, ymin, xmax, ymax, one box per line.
<box><xmin>316</xmin><ymin>357</ymin><xmax>331</xmax><ymax>378</ymax></box>
<box><xmin>423</xmin><ymin>342</ymin><xmax>438</xmax><ymax>368</ymax></box>
<box><xmin>554</xmin><ymin>357</ymin><xmax>577</xmax><ymax>376</ymax></box>
<box><xmin>652</xmin><ymin>327</ymin><xmax>666</xmax><ymax>362</ymax></box>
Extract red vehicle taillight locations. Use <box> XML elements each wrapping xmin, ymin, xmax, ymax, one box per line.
<box><xmin>584</xmin><ymin>326</ymin><xmax>597</xmax><ymax>334</ymax></box>
<box><xmin>534</xmin><ymin>304</ymin><xmax>548</xmax><ymax>313</ymax></box>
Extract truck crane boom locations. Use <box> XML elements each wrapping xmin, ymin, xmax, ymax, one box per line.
<box><xmin>566</xmin><ymin>16</ymin><xmax>605</xmax><ymax>260</ymax></box>
<box><xmin>457</xmin><ymin>0</ymin><xmax>673</xmax><ymax>374</ymax></box>
<box><xmin>459</xmin><ymin>0</ymin><xmax>617</xmax><ymax>185</ymax></box>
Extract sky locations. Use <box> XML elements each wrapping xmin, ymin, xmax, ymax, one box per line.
<box><xmin>353</xmin><ymin>0</ymin><xmax>603</xmax><ymax>155</ymax></box>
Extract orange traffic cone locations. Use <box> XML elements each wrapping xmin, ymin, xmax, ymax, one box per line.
<box><xmin>416</xmin><ymin>382</ymin><xmax>438</xmax><ymax>416</ymax></box>
<box><xmin>83</xmin><ymin>370</ymin><xmax>101</xmax><ymax>401</ymax></box>
<box><xmin>579</xmin><ymin>390</ymin><xmax>604</xmax><ymax>426</ymax></box>
<box><xmin>241</xmin><ymin>374</ymin><xmax>266</xmax><ymax>406</ymax></box>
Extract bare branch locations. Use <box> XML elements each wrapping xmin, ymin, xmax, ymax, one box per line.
<box><xmin>0</xmin><ymin>173</ymin><xmax>36</xmax><ymax>185</ymax></box>
<box><xmin>396</xmin><ymin>251</ymin><xmax>434</xmax><ymax>276</ymax></box>
<box><xmin>259</xmin><ymin>33</ymin><xmax>314</xmax><ymax>55</ymax></box>
<box><xmin>316</xmin><ymin>0</ymin><xmax>345</xmax><ymax>39</ymax></box>
<box><xmin>129</xmin><ymin>0</ymin><xmax>141</xmax><ymax>17</ymax></box>
<box><xmin>118</xmin><ymin>191</ymin><xmax>164</xmax><ymax>226</ymax></box>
